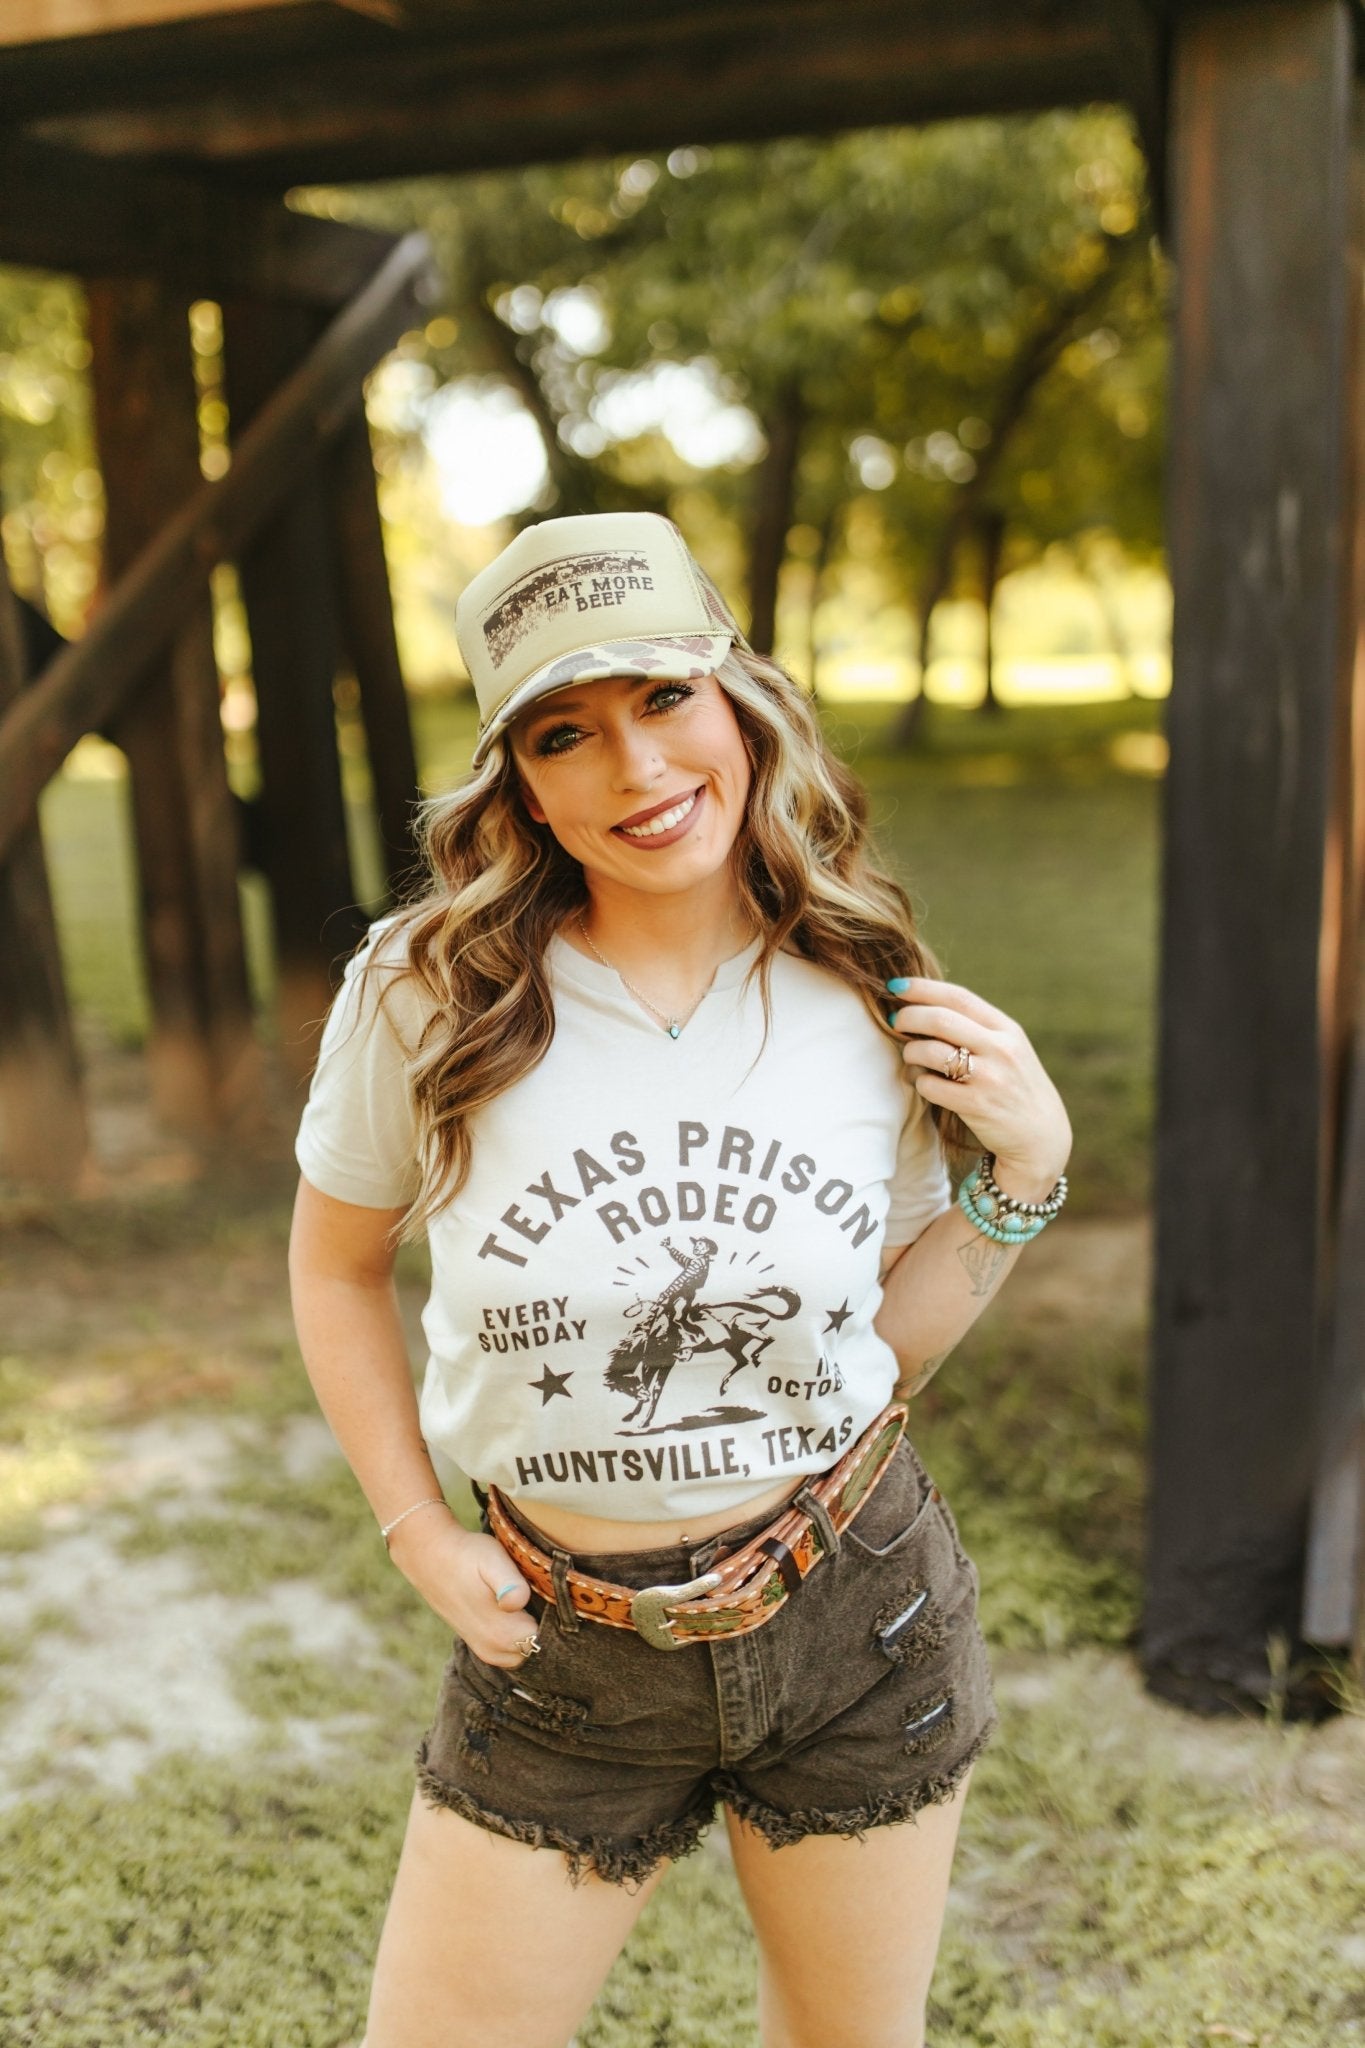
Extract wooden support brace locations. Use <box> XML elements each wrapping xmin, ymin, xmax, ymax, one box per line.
<box><xmin>0</xmin><ymin>558</ymin><xmax>88</xmax><ymax>1190</ymax></box>
<box><xmin>87</xmin><ymin>274</ymin><xmax>260</xmax><ymax>1138</ymax></box>
<box><xmin>0</xmin><ymin>233</ymin><xmax>436</xmax><ymax>866</ymax></box>
<box><xmin>325</xmin><ymin>403</ymin><xmax>422</xmax><ymax>897</ymax></box>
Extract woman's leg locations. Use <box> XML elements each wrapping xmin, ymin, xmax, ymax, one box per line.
<box><xmin>723</xmin><ymin>1767</ymin><xmax>973</xmax><ymax>2048</ymax></box>
<box><xmin>363</xmin><ymin>1790</ymin><xmax>665</xmax><ymax>2048</ymax></box>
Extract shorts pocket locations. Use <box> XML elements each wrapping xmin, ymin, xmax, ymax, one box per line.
<box><xmin>843</xmin><ymin>1444</ymin><xmax>941</xmax><ymax>1560</ymax></box>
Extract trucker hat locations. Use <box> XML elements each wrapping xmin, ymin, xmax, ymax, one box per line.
<box><xmin>456</xmin><ymin>512</ymin><xmax>748</xmax><ymax>766</ymax></box>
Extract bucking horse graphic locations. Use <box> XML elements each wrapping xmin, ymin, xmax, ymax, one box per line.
<box><xmin>605</xmin><ymin>1235</ymin><xmax>801</xmax><ymax>1432</ymax></box>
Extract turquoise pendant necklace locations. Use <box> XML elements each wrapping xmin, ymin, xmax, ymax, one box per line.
<box><xmin>575</xmin><ymin>917</ymin><xmax>714</xmax><ymax>1039</ymax></box>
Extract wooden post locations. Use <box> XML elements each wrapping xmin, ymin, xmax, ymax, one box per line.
<box><xmin>222</xmin><ymin>301</ymin><xmax>367</xmax><ymax>1065</ymax></box>
<box><xmin>0</xmin><ymin>555</ymin><xmax>87</xmax><ymax>1188</ymax></box>
<box><xmin>86</xmin><ymin>276</ymin><xmax>259</xmax><ymax>1139</ymax></box>
<box><xmin>325</xmin><ymin>405</ymin><xmax>422</xmax><ymax>896</ymax></box>
<box><xmin>1304</xmin><ymin>80</ymin><xmax>1365</xmax><ymax>1663</ymax></box>
<box><xmin>1147</xmin><ymin>1</ymin><xmax>1361</xmax><ymax>1712</ymax></box>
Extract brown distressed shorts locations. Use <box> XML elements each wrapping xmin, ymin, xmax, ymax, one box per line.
<box><xmin>416</xmin><ymin>1435</ymin><xmax>997</xmax><ymax>1886</ymax></box>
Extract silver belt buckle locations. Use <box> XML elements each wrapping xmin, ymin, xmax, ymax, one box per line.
<box><xmin>630</xmin><ymin>1570</ymin><xmax>722</xmax><ymax>1650</ymax></box>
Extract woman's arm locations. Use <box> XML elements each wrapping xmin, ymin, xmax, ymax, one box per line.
<box><xmin>874</xmin><ymin>974</ymin><xmax>1071</xmax><ymax>1400</ymax></box>
<box><xmin>288</xmin><ymin>1174</ymin><xmax>538</xmax><ymax>1666</ymax></box>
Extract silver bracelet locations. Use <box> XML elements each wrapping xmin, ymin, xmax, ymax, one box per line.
<box><xmin>379</xmin><ymin>1496</ymin><xmax>449</xmax><ymax>1551</ymax></box>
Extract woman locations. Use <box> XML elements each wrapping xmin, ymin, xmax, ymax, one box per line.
<box><xmin>289</xmin><ymin>511</ymin><xmax>1070</xmax><ymax>2048</ymax></box>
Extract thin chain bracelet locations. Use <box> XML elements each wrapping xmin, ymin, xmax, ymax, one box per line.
<box><xmin>380</xmin><ymin>1497</ymin><xmax>450</xmax><ymax>1552</ymax></box>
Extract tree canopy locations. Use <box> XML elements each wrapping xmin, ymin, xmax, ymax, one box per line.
<box><xmin>307</xmin><ymin>107</ymin><xmax>1164</xmax><ymax>717</ymax></box>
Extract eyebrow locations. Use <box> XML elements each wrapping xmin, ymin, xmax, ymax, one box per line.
<box><xmin>520</xmin><ymin>677</ymin><xmax>658</xmax><ymax>727</ymax></box>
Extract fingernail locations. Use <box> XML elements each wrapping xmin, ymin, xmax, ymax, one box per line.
<box><xmin>495</xmin><ymin>1582</ymin><xmax>519</xmax><ymax>1603</ymax></box>
<box><xmin>887</xmin><ymin>1009</ymin><xmax>901</xmax><ymax>1028</ymax></box>
<box><xmin>886</xmin><ymin>976</ymin><xmax>913</xmax><ymax>994</ymax></box>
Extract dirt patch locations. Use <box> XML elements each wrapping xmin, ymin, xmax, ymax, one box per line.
<box><xmin>0</xmin><ymin>1412</ymin><xmax>377</xmax><ymax>1807</ymax></box>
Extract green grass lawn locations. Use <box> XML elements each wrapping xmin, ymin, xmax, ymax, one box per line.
<box><xmin>12</xmin><ymin>693</ymin><xmax>1356</xmax><ymax>2048</ymax></box>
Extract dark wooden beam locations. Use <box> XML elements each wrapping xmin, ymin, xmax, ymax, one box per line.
<box><xmin>1305</xmin><ymin>923</ymin><xmax>1365</xmax><ymax>1653</ymax></box>
<box><xmin>20</xmin><ymin>0</ymin><xmax>1144</xmax><ymax>186</ymax></box>
<box><xmin>0</xmin><ymin>555</ymin><xmax>87</xmax><ymax>1190</ymax></box>
<box><xmin>87</xmin><ymin>273</ymin><xmax>261</xmax><ymax>1139</ymax></box>
<box><xmin>0</xmin><ymin>232</ymin><xmax>437</xmax><ymax>866</ymax></box>
<box><xmin>1304</xmin><ymin>77</ymin><xmax>1365</xmax><ymax>1659</ymax></box>
<box><xmin>0</xmin><ymin>135</ymin><xmax>398</xmax><ymax>304</ymax></box>
<box><xmin>324</xmin><ymin>406</ymin><xmax>422</xmax><ymax>897</ymax></box>
<box><xmin>221</xmin><ymin>301</ymin><xmax>367</xmax><ymax>1064</ymax></box>
<box><xmin>1146</xmin><ymin>0</ymin><xmax>1360</xmax><ymax>1715</ymax></box>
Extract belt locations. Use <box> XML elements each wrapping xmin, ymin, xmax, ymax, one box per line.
<box><xmin>486</xmin><ymin>1402</ymin><xmax>912</xmax><ymax>1651</ymax></box>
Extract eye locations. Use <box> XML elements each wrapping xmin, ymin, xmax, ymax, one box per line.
<box><xmin>644</xmin><ymin>682</ymin><xmax>695</xmax><ymax>716</ymax></box>
<box><xmin>534</xmin><ymin>722</ymin><xmax>585</xmax><ymax>758</ymax></box>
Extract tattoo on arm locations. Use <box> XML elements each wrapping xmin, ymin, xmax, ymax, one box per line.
<box><xmin>956</xmin><ymin>1238</ymin><xmax>1010</xmax><ymax>1298</ymax></box>
<box><xmin>901</xmin><ymin>1351</ymin><xmax>949</xmax><ymax>1398</ymax></box>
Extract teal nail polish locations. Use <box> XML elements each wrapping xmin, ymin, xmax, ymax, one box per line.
<box><xmin>887</xmin><ymin>1009</ymin><xmax>900</xmax><ymax>1028</ymax></box>
<box><xmin>886</xmin><ymin>976</ymin><xmax>912</xmax><ymax>994</ymax></box>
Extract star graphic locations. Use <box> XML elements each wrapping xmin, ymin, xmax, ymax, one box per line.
<box><xmin>529</xmin><ymin>1365</ymin><xmax>573</xmax><ymax>1405</ymax></box>
<box><xmin>823</xmin><ymin>1300</ymin><xmax>853</xmax><ymax>1336</ymax></box>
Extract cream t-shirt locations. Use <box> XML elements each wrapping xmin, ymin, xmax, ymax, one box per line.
<box><xmin>295</xmin><ymin>919</ymin><xmax>953</xmax><ymax>1519</ymax></box>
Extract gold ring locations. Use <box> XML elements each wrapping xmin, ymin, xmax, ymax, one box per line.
<box><xmin>944</xmin><ymin>1046</ymin><xmax>973</xmax><ymax>1082</ymax></box>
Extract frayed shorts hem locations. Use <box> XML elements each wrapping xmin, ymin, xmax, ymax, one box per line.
<box><xmin>716</xmin><ymin>1717</ymin><xmax>997</xmax><ymax>1852</ymax></box>
<box><xmin>415</xmin><ymin>1714</ymin><xmax>997</xmax><ymax>1886</ymax></box>
<box><xmin>415</xmin><ymin>1737</ymin><xmax>716</xmax><ymax>1889</ymax></box>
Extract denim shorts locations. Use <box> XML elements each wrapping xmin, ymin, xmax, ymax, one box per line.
<box><xmin>416</xmin><ymin>1436</ymin><xmax>997</xmax><ymax>1886</ymax></box>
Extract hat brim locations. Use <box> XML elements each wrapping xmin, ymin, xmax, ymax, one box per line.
<box><xmin>470</xmin><ymin>632</ymin><xmax>735</xmax><ymax>767</ymax></box>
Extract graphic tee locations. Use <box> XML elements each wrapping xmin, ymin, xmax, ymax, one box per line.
<box><xmin>295</xmin><ymin>921</ymin><xmax>953</xmax><ymax>1519</ymax></box>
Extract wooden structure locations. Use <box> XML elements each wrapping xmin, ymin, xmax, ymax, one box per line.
<box><xmin>0</xmin><ymin>0</ymin><xmax>1362</xmax><ymax>1710</ymax></box>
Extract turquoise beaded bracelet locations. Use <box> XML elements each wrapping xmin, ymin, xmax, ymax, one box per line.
<box><xmin>957</xmin><ymin>1153</ymin><xmax>1068</xmax><ymax>1246</ymax></box>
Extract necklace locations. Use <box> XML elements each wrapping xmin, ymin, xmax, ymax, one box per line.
<box><xmin>575</xmin><ymin>916</ymin><xmax>720</xmax><ymax>1039</ymax></box>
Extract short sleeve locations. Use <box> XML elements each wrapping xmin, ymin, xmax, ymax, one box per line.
<box><xmin>294</xmin><ymin>918</ymin><xmax>425</xmax><ymax>1210</ymax></box>
<box><xmin>884</xmin><ymin>1086</ymin><xmax>953</xmax><ymax>1245</ymax></box>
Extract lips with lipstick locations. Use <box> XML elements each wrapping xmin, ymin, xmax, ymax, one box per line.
<box><xmin>612</xmin><ymin>785</ymin><xmax>706</xmax><ymax>846</ymax></box>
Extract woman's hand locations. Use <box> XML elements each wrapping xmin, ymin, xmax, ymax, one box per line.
<box><xmin>888</xmin><ymin>975</ymin><xmax>1071</xmax><ymax>1198</ymax></box>
<box><xmin>387</xmin><ymin>1511</ymin><xmax>541</xmax><ymax>1668</ymax></box>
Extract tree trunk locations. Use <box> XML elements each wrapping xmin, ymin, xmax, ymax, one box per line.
<box><xmin>748</xmin><ymin>380</ymin><xmax>804</xmax><ymax>655</ymax></box>
<box><xmin>977</xmin><ymin>506</ymin><xmax>1007</xmax><ymax>716</ymax></box>
<box><xmin>889</xmin><ymin>232</ymin><xmax>1132</xmax><ymax>749</ymax></box>
<box><xmin>805</xmin><ymin>502</ymin><xmax>841</xmax><ymax>699</ymax></box>
<box><xmin>1076</xmin><ymin>535</ymin><xmax>1137</xmax><ymax>696</ymax></box>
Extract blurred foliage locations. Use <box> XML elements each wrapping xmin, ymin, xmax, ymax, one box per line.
<box><xmin>0</xmin><ymin>268</ymin><xmax>101</xmax><ymax>637</ymax></box>
<box><xmin>1</xmin><ymin>113</ymin><xmax>1165</xmax><ymax>726</ymax></box>
<box><xmin>298</xmin><ymin>109</ymin><xmax>1165</xmax><ymax>651</ymax></box>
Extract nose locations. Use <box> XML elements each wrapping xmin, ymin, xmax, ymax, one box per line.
<box><xmin>607</xmin><ymin>717</ymin><xmax>666</xmax><ymax>791</ymax></box>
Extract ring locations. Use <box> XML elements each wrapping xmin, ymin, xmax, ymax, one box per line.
<box><xmin>943</xmin><ymin>1046</ymin><xmax>973</xmax><ymax>1083</ymax></box>
<box><xmin>516</xmin><ymin>1633</ymin><xmax>542</xmax><ymax>1657</ymax></box>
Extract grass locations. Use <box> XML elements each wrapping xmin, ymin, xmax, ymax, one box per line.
<box><xmin>8</xmin><ymin>692</ymin><xmax>1360</xmax><ymax>2046</ymax></box>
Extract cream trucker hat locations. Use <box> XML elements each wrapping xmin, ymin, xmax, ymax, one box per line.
<box><xmin>457</xmin><ymin>512</ymin><xmax>748</xmax><ymax>766</ymax></box>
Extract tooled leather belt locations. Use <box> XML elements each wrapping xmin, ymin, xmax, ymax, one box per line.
<box><xmin>486</xmin><ymin>1402</ymin><xmax>915</xmax><ymax>1650</ymax></box>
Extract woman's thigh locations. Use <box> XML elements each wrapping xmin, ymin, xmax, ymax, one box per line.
<box><xmin>363</xmin><ymin>1789</ymin><xmax>664</xmax><ymax>2048</ymax></box>
<box><xmin>724</xmin><ymin>1767</ymin><xmax>973</xmax><ymax>2048</ymax></box>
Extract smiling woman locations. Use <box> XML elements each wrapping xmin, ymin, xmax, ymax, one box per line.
<box><xmin>287</xmin><ymin>511</ymin><xmax>1070</xmax><ymax>2048</ymax></box>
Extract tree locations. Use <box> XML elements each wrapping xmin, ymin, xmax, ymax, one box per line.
<box><xmin>299</xmin><ymin>110</ymin><xmax>1165</xmax><ymax>715</ymax></box>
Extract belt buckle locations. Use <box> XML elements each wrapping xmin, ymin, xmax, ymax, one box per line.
<box><xmin>630</xmin><ymin>1570</ymin><xmax>722</xmax><ymax>1651</ymax></box>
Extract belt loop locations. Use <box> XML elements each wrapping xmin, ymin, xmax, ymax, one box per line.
<box><xmin>795</xmin><ymin>1484</ymin><xmax>840</xmax><ymax>1559</ymax></box>
<box><xmin>550</xmin><ymin>1548</ymin><xmax>580</xmax><ymax>1633</ymax></box>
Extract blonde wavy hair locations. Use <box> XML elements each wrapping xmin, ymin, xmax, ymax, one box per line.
<box><xmin>361</xmin><ymin>646</ymin><xmax>971</xmax><ymax>1240</ymax></box>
